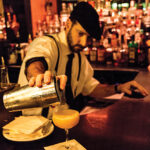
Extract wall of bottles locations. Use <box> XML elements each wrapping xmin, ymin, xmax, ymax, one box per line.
<box><xmin>33</xmin><ymin>0</ymin><xmax>150</xmax><ymax>68</ymax></box>
<box><xmin>1</xmin><ymin>0</ymin><xmax>150</xmax><ymax>68</ymax></box>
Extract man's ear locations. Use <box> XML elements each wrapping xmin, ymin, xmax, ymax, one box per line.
<box><xmin>66</xmin><ymin>18</ymin><xmax>72</xmax><ymax>29</ymax></box>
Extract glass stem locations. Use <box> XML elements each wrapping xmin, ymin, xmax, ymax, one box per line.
<box><xmin>65</xmin><ymin>128</ymin><xmax>69</xmax><ymax>143</ymax></box>
<box><xmin>64</xmin><ymin>128</ymin><xmax>70</xmax><ymax>149</ymax></box>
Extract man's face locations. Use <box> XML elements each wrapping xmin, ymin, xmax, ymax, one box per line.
<box><xmin>66</xmin><ymin>21</ymin><xmax>89</xmax><ymax>53</ymax></box>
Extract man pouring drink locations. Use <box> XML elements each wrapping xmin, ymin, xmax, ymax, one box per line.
<box><xmin>18</xmin><ymin>2</ymin><xmax>148</xmax><ymax>115</ymax></box>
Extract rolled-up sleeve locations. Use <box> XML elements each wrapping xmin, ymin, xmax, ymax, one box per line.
<box><xmin>18</xmin><ymin>36</ymin><xmax>58</xmax><ymax>86</ymax></box>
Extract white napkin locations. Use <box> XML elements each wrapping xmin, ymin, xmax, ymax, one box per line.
<box><xmin>44</xmin><ymin>139</ymin><xmax>87</xmax><ymax>150</ymax></box>
<box><xmin>104</xmin><ymin>93</ymin><xmax>124</xmax><ymax>99</ymax></box>
<box><xmin>3</xmin><ymin>116</ymin><xmax>49</xmax><ymax>135</ymax></box>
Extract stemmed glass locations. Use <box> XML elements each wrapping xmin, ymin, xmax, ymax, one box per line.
<box><xmin>52</xmin><ymin>105</ymin><xmax>80</xmax><ymax>150</ymax></box>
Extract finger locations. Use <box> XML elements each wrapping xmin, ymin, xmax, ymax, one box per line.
<box><xmin>134</xmin><ymin>85</ymin><xmax>149</xmax><ymax>96</ymax></box>
<box><xmin>29</xmin><ymin>77</ymin><xmax>36</xmax><ymax>87</ymax></box>
<box><xmin>130</xmin><ymin>81</ymin><xmax>149</xmax><ymax>96</ymax></box>
<box><xmin>124</xmin><ymin>88</ymin><xmax>132</xmax><ymax>95</ymax></box>
<box><xmin>36</xmin><ymin>74</ymin><xmax>44</xmax><ymax>87</ymax></box>
<box><xmin>140</xmin><ymin>89</ymin><xmax>149</xmax><ymax>96</ymax></box>
<box><xmin>57</xmin><ymin>75</ymin><xmax>67</xmax><ymax>90</ymax></box>
<box><xmin>142</xmin><ymin>88</ymin><xmax>149</xmax><ymax>96</ymax></box>
<box><xmin>44</xmin><ymin>71</ymin><xmax>52</xmax><ymax>84</ymax></box>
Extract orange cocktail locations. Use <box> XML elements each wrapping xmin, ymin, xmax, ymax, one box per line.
<box><xmin>52</xmin><ymin>109</ymin><xmax>80</xmax><ymax>129</ymax></box>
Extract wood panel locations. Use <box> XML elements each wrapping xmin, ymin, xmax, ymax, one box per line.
<box><xmin>30</xmin><ymin>0</ymin><xmax>57</xmax><ymax>38</ymax></box>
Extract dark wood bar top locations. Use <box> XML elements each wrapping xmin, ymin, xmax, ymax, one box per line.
<box><xmin>0</xmin><ymin>67</ymin><xmax>150</xmax><ymax>150</ymax></box>
<box><xmin>1</xmin><ymin>99</ymin><xmax>150</xmax><ymax>150</ymax></box>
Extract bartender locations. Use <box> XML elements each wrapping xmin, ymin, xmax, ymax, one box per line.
<box><xmin>18</xmin><ymin>2</ymin><xmax>148</xmax><ymax>115</ymax></box>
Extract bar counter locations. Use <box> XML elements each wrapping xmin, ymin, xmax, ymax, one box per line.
<box><xmin>0</xmin><ymin>67</ymin><xmax>150</xmax><ymax>150</ymax></box>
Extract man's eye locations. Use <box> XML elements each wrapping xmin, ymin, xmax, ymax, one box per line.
<box><xmin>79</xmin><ymin>32</ymin><xmax>84</xmax><ymax>36</ymax></box>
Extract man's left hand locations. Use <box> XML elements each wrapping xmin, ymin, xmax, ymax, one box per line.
<box><xmin>117</xmin><ymin>80</ymin><xmax>149</xmax><ymax>97</ymax></box>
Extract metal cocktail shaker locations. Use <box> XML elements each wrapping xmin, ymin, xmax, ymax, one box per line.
<box><xmin>3</xmin><ymin>78</ymin><xmax>62</xmax><ymax>112</ymax></box>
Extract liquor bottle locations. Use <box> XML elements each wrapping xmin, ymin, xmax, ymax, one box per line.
<box><xmin>15</xmin><ymin>30</ymin><xmax>22</xmax><ymax>65</ymax></box>
<box><xmin>42</xmin><ymin>21</ymin><xmax>48</xmax><ymax>35</ymax></box>
<box><xmin>28</xmin><ymin>34</ymin><xmax>32</xmax><ymax>44</ymax></box>
<box><xmin>8</xmin><ymin>43</ymin><xmax>17</xmax><ymax>65</ymax></box>
<box><xmin>36</xmin><ymin>20</ymin><xmax>43</xmax><ymax>37</ymax></box>
<box><xmin>16</xmin><ymin>43</ymin><xmax>22</xmax><ymax>65</ymax></box>
<box><xmin>105</xmin><ymin>47</ymin><xmax>113</xmax><ymax>66</ymax></box>
<box><xmin>120</xmin><ymin>35</ymin><xmax>128</xmax><ymax>67</ymax></box>
<box><xmin>89</xmin><ymin>38</ymin><xmax>97</xmax><ymax>64</ymax></box>
<box><xmin>112</xmin><ymin>47</ymin><xmax>119</xmax><ymax>67</ymax></box>
<box><xmin>83</xmin><ymin>37</ymin><xmax>92</xmax><ymax>61</ymax></box>
<box><xmin>6</xmin><ymin>12</ymin><xmax>12</xmax><ymax>29</ymax></box>
<box><xmin>0</xmin><ymin>15</ymin><xmax>6</xmax><ymax>40</ymax></box>
<box><xmin>53</xmin><ymin>14</ymin><xmax>60</xmax><ymax>33</ymax></box>
<box><xmin>67</xmin><ymin>3</ymin><xmax>74</xmax><ymax>14</ymax></box>
<box><xmin>6</xmin><ymin>12</ymin><xmax>16</xmax><ymax>42</ymax></box>
<box><xmin>146</xmin><ymin>32</ymin><xmax>150</xmax><ymax>66</ymax></box>
<box><xmin>128</xmin><ymin>0</ymin><xmax>136</xmax><ymax>18</ymax></box>
<box><xmin>128</xmin><ymin>36</ymin><xmax>138</xmax><ymax>67</ymax></box>
<box><xmin>11</xmin><ymin>14</ymin><xmax>20</xmax><ymax>38</ymax></box>
<box><xmin>60</xmin><ymin>3</ymin><xmax>69</xmax><ymax>31</ymax></box>
<box><xmin>134</xmin><ymin>31</ymin><xmax>147</xmax><ymax>67</ymax></box>
<box><xmin>45</xmin><ymin>0</ymin><xmax>53</xmax><ymax>35</ymax></box>
<box><xmin>97</xmin><ymin>37</ymin><xmax>105</xmax><ymax>65</ymax></box>
<box><xmin>45</xmin><ymin>0</ymin><xmax>53</xmax><ymax>21</ymax></box>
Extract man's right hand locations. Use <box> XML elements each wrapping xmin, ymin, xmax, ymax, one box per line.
<box><xmin>29</xmin><ymin>70</ymin><xmax>67</xmax><ymax>90</ymax></box>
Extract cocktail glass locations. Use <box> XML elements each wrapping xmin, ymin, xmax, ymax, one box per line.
<box><xmin>52</xmin><ymin>106</ymin><xmax>80</xmax><ymax>150</ymax></box>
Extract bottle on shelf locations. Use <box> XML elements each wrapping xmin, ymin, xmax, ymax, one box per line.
<box><xmin>119</xmin><ymin>34</ymin><xmax>128</xmax><ymax>67</ymax></box>
<box><xmin>28</xmin><ymin>34</ymin><xmax>32</xmax><ymax>44</ymax></box>
<box><xmin>112</xmin><ymin>47</ymin><xmax>119</xmax><ymax>67</ymax></box>
<box><xmin>42</xmin><ymin>21</ymin><xmax>48</xmax><ymax>35</ymax></box>
<box><xmin>11</xmin><ymin>14</ymin><xmax>20</xmax><ymax>38</ymax></box>
<box><xmin>45</xmin><ymin>0</ymin><xmax>53</xmax><ymax>21</ymax></box>
<box><xmin>89</xmin><ymin>38</ymin><xmax>97</xmax><ymax>63</ymax></box>
<box><xmin>15</xmin><ymin>43</ymin><xmax>22</xmax><ymax>65</ymax></box>
<box><xmin>8</xmin><ymin>43</ymin><xmax>17</xmax><ymax>65</ymax></box>
<box><xmin>53</xmin><ymin>14</ymin><xmax>60</xmax><ymax>33</ymax></box>
<box><xmin>6</xmin><ymin>12</ymin><xmax>17</xmax><ymax>42</ymax></box>
<box><xmin>83</xmin><ymin>46</ymin><xmax>90</xmax><ymax>61</ymax></box>
<box><xmin>0</xmin><ymin>15</ymin><xmax>7</xmax><ymax>40</ymax></box>
<box><xmin>6</xmin><ymin>12</ymin><xmax>12</xmax><ymax>29</ymax></box>
<box><xmin>60</xmin><ymin>3</ymin><xmax>70</xmax><ymax>31</ymax></box>
<box><xmin>36</xmin><ymin>20</ymin><xmax>44</xmax><ymax>37</ymax></box>
<box><xmin>145</xmin><ymin>32</ymin><xmax>150</xmax><ymax>66</ymax></box>
<box><xmin>105</xmin><ymin>47</ymin><xmax>113</xmax><ymax>66</ymax></box>
<box><xmin>97</xmin><ymin>37</ymin><xmax>105</xmax><ymax>65</ymax></box>
<box><xmin>83</xmin><ymin>37</ymin><xmax>92</xmax><ymax>61</ymax></box>
<box><xmin>128</xmin><ymin>35</ymin><xmax>138</xmax><ymax>67</ymax></box>
<box><xmin>67</xmin><ymin>3</ymin><xmax>74</xmax><ymax>14</ymax></box>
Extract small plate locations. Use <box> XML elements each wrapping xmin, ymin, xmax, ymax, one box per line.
<box><xmin>2</xmin><ymin>124</ymin><xmax>54</xmax><ymax>142</ymax></box>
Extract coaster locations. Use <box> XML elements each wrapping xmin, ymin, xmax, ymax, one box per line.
<box><xmin>44</xmin><ymin>139</ymin><xmax>87</xmax><ymax>150</ymax></box>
